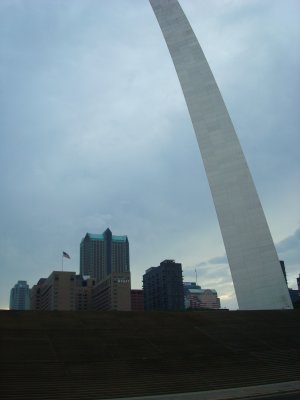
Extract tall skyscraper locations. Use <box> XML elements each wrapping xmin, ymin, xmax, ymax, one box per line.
<box><xmin>80</xmin><ymin>228</ymin><xmax>130</xmax><ymax>282</ymax></box>
<box><xmin>9</xmin><ymin>280</ymin><xmax>30</xmax><ymax>310</ymax></box>
<box><xmin>149</xmin><ymin>0</ymin><xmax>292</xmax><ymax>310</ymax></box>
<box><xmin>143</xmin><ymin>259</ymin><xmax>184</xmax><ymax>311</ymax></box>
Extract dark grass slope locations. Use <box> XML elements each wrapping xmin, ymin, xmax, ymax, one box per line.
<box><xmin>0</xmin><ymin>310</ymin><xmax>300</xmax><ymax>399</ymax></box>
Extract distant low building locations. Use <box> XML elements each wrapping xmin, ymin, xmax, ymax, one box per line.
<box><xmin>279</xmin><ymin>261</ymin><xmax>299</xmax><ymax>308</ymax></box>
<box><xmin>143</xmin><ymin>260</ymin><xmax>184</xmax><ymax>311</ymax></box>
<box><xmin>131</xmin><ymin>289</ymin><xmax>144</xmax><ymax>311</ymax></box>
<box><xmin>289</xmin><ymin>288</ymin><xmax>300</xmax><ymax>306</ymax></box>
<box><xmin>31</xmin><ymin>270</ymin><xmax>131</xmax><ymax>311</ymax></box>
<box><xmin>10</xmin><ymin>280</ymin><xmax>30</xmax><ymax>310</ymax></box>
<box><xmin>30</xmin><ymin>278</ymin><xmax>46</xmax><ymax>310</ymax></box>
<box><xmin>289</xmin><ymin>273</ymin><xmax>300</xmax><ymax>308</ymax></box>
<box><xmin>92</xmin><ymin>272</ymin><xmax>131</xmax><ymax>311</ymax></box>
<box><xmin>184</xmin><ymin>282</ymin><xmax>221</xmax><ymax>310</ymax></box>
<box><xmin>76</xmin><ymin>275</ymin><xmax>96</xmax><ymax>311</ymax></box>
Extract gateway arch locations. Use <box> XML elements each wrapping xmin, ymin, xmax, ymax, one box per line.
<box><xmin>149</xmin><ymin>0</ymin><xmax>292</xmax><ymax>309</ymax></box>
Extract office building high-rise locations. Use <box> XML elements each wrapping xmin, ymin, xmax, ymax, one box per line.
<box><xmin>80</xmin><ymin>228</ymin><xmax>130</xmax><ymax>282</ymax></box>
<box><xmin>9</xmin><ymin>280</ymin><xmax>30</xmax><ymax>310</ymax></box>
<box><xmin>30</xmin><ymin>270</ymin><xmax>131</xmax><ymax>312</ymax></box>
<box><xmin>149</xmin><ymin>0</ymin><xmax>292</xmax><ymax>309</ymax></box>
<box><xmin>30</xmin><ymin>272</ymin><xmax>98</xmax><ymax>311</ymax></box>
<box><xmin>31</xmin><ymin>271</ymin><xmax>77</xmax><ymax>311</ymax></box>
<box><xmin>143</xmin><ymin>259</ymin><xmax>184</xmax><ymax>311</ymax></box>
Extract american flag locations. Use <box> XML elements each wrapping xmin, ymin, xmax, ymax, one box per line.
<box><xmin>63</xmin><ymin>251</ymin><xmax>71</xmax><ymax>259</ymax></box>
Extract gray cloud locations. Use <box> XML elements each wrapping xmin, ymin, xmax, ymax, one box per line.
<box><xmin>205</xmin><ymin>255</ymin><xmax>228</xmax><ymax>265</ymax></box>
<box><xmin>0</xmin><ymin>0</ymin><xmax>299</xmax><ymax>309</ymax></box>
<box><xmin>277</xmin><ymin>228</ymin><xmax>300</xmax><ymax>254</ymax></box>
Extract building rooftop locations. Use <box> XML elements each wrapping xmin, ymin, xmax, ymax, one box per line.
<box><xmin>85</xmin><ymin>233</ymin><xmax>128</xmax><ymax>242</ymax></box>
<box><xmin>188</xmin><ymin>288</ymin><xmax>204</xmax><ymax>294</ymax></box>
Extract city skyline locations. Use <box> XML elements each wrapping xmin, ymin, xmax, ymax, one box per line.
<box><xmin>1</xmin><ymin>0</ymin><xmax>299</xmax><ymax>310</ymax></box>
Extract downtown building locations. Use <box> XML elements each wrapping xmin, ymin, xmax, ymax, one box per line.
<box><xmin>30</xmin><ymin>270</ymin><xmax>131</xmax><ymax>312</ymax></box>
<box><xmin>93</xmin><ymin>272</ymin><xmax>131</xmax><ymax>311</ymax></box>
<box><xmin>80</xmin><ymin>228</ymin><xmax>130</xmax><ymax>282</ymax></box>
<box><xmin>131</xmin><ymin>289</ymin><xmax>144</xmax><ymax>311</ymax></box>
<box><xmin>30</xmin><ymin>271</ymin><xmax>78</xmax><ymax>311</ymax></box>
<box><xmin>143</xmin><ymin>259</ymin><xmax>184</xmax><ymax>311</ymax></box>
<box><xmin>80</xmin><ymin>228</ymin><xmax>131</xmax><ymax>311</ymax></box>
<box><xmin>10</xmin><ymin>280</ymin><xmax>30</xmax><ymax>310</ymax></box>
<box><xmin>287</xmin><ymin>272</ymin><xmax>300</xmax><ymax>308</ymax></box>
<box><xmin>31</xmin><ymin>272</ymin><xmax>97</xmax><ymax>311</ymax></box>
<box><xmin>30</xmin><ymin>230</ymin><xmax>131</xmax><ymax>311</ymax></box>
<box><xmin>279</xmin><ymin>261</ymin><xmax>300</xmax><ymax>307</ymax></box>
<box><xmin>183</xmin><ymin>282</ymin><xmax>221</xmax><ymax>310</ymax></box>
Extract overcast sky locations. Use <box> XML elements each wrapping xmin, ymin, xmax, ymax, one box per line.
<box><xmin>1</xmin><ymin>0</ymin><xmax>299</xmax><ymax>310</ymax></box>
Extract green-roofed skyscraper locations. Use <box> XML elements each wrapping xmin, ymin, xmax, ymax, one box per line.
<box><xmin>80</xmin><ymin>228</ymin><xmax>130</xmax><ymax>282</ymax></box>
